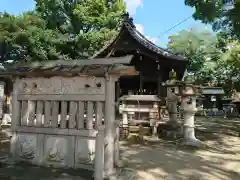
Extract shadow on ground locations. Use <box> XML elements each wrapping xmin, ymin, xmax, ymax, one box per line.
<box><xmin>121</xmin><ymin>117</ymin><xmax>240</xmax><ymax>180</ymax></box>
<box><xmin>0</xmin><ymin>161</ymin><xmax>93</xmax><ymax>180</ymax></box>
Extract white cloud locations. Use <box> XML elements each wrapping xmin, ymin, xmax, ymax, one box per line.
<box><xmin>135</xmin><ymin>24</ymin><xmax>144</xmax><ymax>34</ymax></box>
<box><xmin>146</xmin><ymin>36</ymin><xmax>159</xmax><ymax>44</ymax></box>
<box><xmin>124</xmin><ymin>0</ymin><xmax>143</xmax><ymax>15</ymax></box>
<box><xmin>135</xmin><ymin>24</ymin><xmax>159</xmax><ymax>44</ymax></box>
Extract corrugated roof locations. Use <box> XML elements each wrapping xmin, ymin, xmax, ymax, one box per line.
<box><xmin>120</xmin><ymin>95</ymin><xmax>161</xmax><ymax>102</ymax></box>
<box><xmin>202</xmin><ymin>87</ymin><xmax>225</xmax><ymax>95</ymax></box>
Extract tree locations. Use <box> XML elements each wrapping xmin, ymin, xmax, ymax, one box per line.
<box><xmin>35</xmin><ymin>0</ymin><xmax>126</xmax><ymax>58</ymax></box>
<box><xmin>167</xmin><ymin>28</ymin><xmax>221</xmax><ymax>83</ymax></box>
<box><xmin>0</xmin><ymin>12</ymin><xmax>69</xmax><ymax>64</ymax></box>
<box><xmin>185</xmin><ymin>0</ymin><xmax>240</xmax><ymax>38</ymax></box>
<box><xmin>0</xmin><ymin>0</ymin><xmax>126</xmax><ymax>64</ymax></box>
<box><xmin>220</xmin><ymin>40</ymin><xmax>240</xmax><ymax>77</ymax></box>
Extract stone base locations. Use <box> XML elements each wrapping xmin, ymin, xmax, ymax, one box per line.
<box><xmin>181</xmin><ymin>138</ymin><xmax>203</xmax><ymax>147</ymax></box>
<box><xmin>10</xmin><ymin>132</ymin><xmax>97</xmax><ymax>169</ymax></box>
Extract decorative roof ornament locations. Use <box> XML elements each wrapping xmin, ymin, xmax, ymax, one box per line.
<box><xmin>182</xmin><ymin>69</ymin><xmax>188</xmax><ymax>81</ymax></box>
<box><xmin>123</xmin><ymin>12</ymin><xmax>135</xmax><ymax>28</ymax></box>
<box><xmin>169</xmin><ymin>69</ymin><xmax>177</xmax><ymax>80</ymax></box>
<box><xmin>166</xmin><ymin>69</ymin><xmax>177</xmax><ymax>85</ymax></box>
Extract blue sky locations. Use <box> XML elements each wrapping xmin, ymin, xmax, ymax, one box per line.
<box><xmin>0</xmin><ymin>0</ymin><xmax>212</xmax><ymax>47</ymax></box>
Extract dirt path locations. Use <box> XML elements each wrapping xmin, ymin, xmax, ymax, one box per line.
<box><xmin>0</xmin><ymin>117</ymin><xmax>239</xmax><ymax>180</ymax></box>
<box><xmin>120</xmin><ymin>136</ymin><xmax>240</xmax><ymax>180</ymax></box>
<box><xmin>120</xmin><ymin>117</ymin><xmax>240</xmax><ymax>180</ymax></box>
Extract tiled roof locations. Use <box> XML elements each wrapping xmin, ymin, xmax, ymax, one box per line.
<box><xmin>91</xmin><ymin>13</ymin><xmax>187</xmax><ymax>61</ymax></box>
<box><xmin>0</xmin><ymin>56</ymin><xmax>137</xmax><ymax>77</ymax></box>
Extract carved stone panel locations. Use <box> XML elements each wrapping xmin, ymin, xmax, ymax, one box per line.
<box><xmin>16</xmin><ymin>134</ymin><xmax>37</xmax><ymax>161</ymax></box>
<box><xmin>75</xmin><ymin>138</ymin><xmax>95</xmax><ymax>165</ymax></box>
<box><xmin>44</xmin><ymin>136</ymin><xmax>68</xmax><ymax>165</ymax></box>
<box><xmin>18</xmin><ymin>76</ymin><xmax>105</xmax><ymax>95</ymax></box>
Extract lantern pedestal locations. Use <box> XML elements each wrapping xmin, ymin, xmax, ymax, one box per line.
<box><xmin>180</xmin><ymin>83</ymin><xmax>203</xmax><ymax>147</ymax></box>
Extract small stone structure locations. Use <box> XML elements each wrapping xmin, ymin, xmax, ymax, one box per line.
<box><xmin>180</xmin><ymin>76</ymin><xmax>202</xmax><ymax>147</ymax></box>
<box><xmin>163</xmin><ymin>70</ymin><xmax>181</xmax><ymax>126</ymax></box>
<box><xmin>4</xmin><ymin>56</ymin><xmax>137</xmax><ymax>180</ymax></box>
<box><xmin>162</xmin><ymin>72</ymin><xmax>202</xmax><ymax>146</ymax></box>
<box><xmin>119</xmin><ymin>95</ymin><xmax>161</xmax><ymax>136</ymax></box>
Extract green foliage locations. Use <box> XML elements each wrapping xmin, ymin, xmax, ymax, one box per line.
<box><xmin>167</xmin><ymin>28</ymin><xmax>221</xmax><ymax>83</ymax></box>
<box><xmin>185</xmin><ymin>0</ymin><xmax>240</xmax><ymax>38</ymax></box>
<box><xmin>35</xmin><ymin>0</ymin><xmax>126</xmax><ymax>58</ymax></box>
<box><xmin>0</xmin><ymin>0</ymin><xmax>126</xmax><ymax>64</ymax></box>
<box><xmin>168</xmin><ymin>27</ymin><xmax>240</xmax><ymax>84</ymax></box>
<box><xmin>220</xmin><ymin>40</ymin><xmax>240</xmax><ymax>76</ymax></box>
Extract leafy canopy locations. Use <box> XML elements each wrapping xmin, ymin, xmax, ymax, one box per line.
<box><xmin>185</xmin><ymin>0</ymin><xmax>240</xmax><ymax>38</ymax></box>
<box><xmin>0</xmin><ymin>0</ymin><xmax>126</xmax><ymax>64</ymax></box>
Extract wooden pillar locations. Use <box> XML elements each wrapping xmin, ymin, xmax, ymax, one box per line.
<box><xmin>104</xmin><ymin>74</ymin><xmax>116</xmax><ymax>178</ymax></box>
<box><xmin>157</xmin><ymin>69</ymin><xmax>162</xmax><ymax>120</ymax></box>
<box><xmin>116</xmin><ymin>80</ymin><xmax>120</xmax><ymax>103</ymax></box>
<box><xmin>157</xmin><ymin>75</ymin><xmax>162</xmax><ymax>98</ymax></box>
<box><xmin>139</xmin><ymin>72</ymin><xmax>143</xmax><ymax>95</ymax></box>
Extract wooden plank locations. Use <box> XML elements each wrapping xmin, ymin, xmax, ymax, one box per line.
<box><xmin>36</xmin><ymin>101</ymin><xmax>43</xmax><ymax>127</ymax></box>
<box><xmin>51</xmin><ymin>101</ymin><xmax>59</xmax><ymax>128</ymax></box>
<box><xmin>15</xmin><ymin>126</ymin><xmax>98</xmax><ymax>137</ymax></box>
<box><xmin>86</xmin><ymin>101</ymin><xmax>94</xmax><ymax>129</ymax></box>
<box><xmin>95</xmin><ymin>101</ymin><xmax>103</xmax><ymax>129</ymax></box>
<box><xmin>27</xmin><ymin>101</ymin><xmax>36</xmax><ymax>126</ymax></box>
<box><xmin>60</xmin><ymin>101</ymin><xmax>67</xmax><ymax>128</ymax></box>
<box><xmin>77</xmin><ymin>101</ymin><xmax>84</xmax><ymax>129</ymax></box>
<box><xmin>69</xmin><ymin>101</ymin><xmax>78</xmax><ymax>129</ymax></box>
<box><xmin>44</xmin><ymin>101</ymin><xmax>52</xmax><ymax>127</ymax></box>
<box><xmin>18</xmin><ymin>94</ymin><xmax>105</xmax><ymax>101</ymax></box>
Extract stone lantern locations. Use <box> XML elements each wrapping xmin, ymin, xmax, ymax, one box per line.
<box><xmin>163</xmin><ymin>69</ymin><xmax>181</xmax><ymax>126</ymax></box>
<box><xmin>180</xmin><ymin>75</ymin><xmax>202</xmax><ymax>147</ymax></box>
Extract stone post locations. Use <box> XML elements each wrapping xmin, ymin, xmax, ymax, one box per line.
<box><xmin>121</xmin><ymin>101</ymin><xmax>128</xmax><ymax>128</ymax></box>
<box><xmin>104</xmin><ymin>74</ymin><xmax>116</xmax><ymax>178</ymax></box>
<box><xmin>166</xmin><ymin>89</ymin><xmax>180</xmax><ymax>125</ymax></box>
<box><xmin>94</xmin><ymin>125</ymin><xmax>105</xmax><ymax>180</ymax></box>
<box><xmin>0</xmin><ymin>81</ymin><xmax>5</xmax><ymax>120</ymax></box>
<box><xmin>180</xmin><ymin>77</ymin><xmax>202</xmax><ymax>147</ymax></box>
<box><xmin>114</xmin><ymin>121</ymin><xmax>120</xmax><ymax>167</ymax></box>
